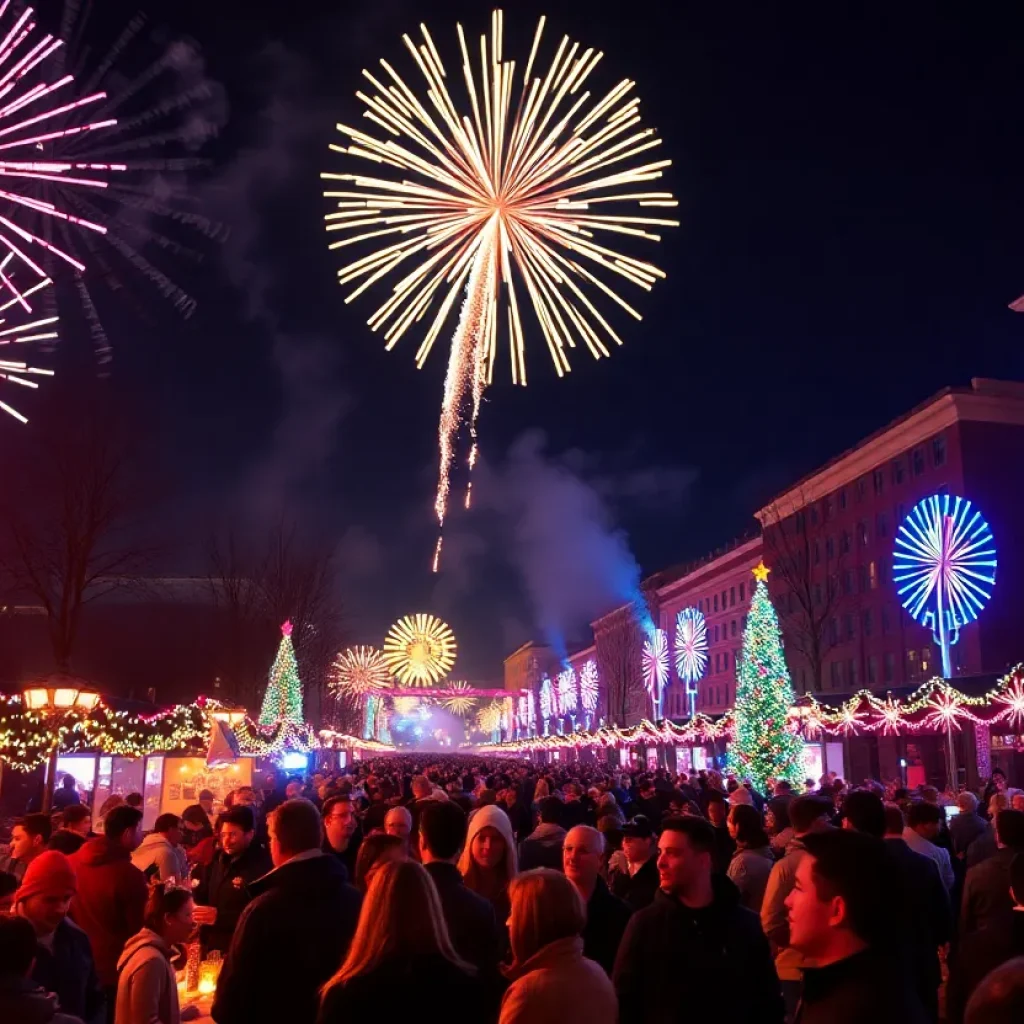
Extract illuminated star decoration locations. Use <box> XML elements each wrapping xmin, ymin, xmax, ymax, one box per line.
<box><xmin>579</xmin><ymin>659</ymin><xmax>599</xmax><ymax>711</ymax></box>
<box><xmin>893</xmin><ymin>494</ymin><xmax>996</xmax><ymax>678</ymax></box>
<box><xmin>674</xmin><ymin>607</ymin><xmax>708</xmax><ymax>684</ymax></box>
<box><xmin>440</xmin><ymin>680</ymin><xmax>475</xmax><ymax>716</ymax></box>
<box><xmin>994</xmin><ymin>676</ymin><xmax>1024</xmax><ymax>731</ymax></box>
<box><xmin>382</xmin><ymin>613</ymin><xmax>457</xmax><ymax>686</ymax></box>
<box><xmin>752</xmin><ymin>560</ymin><xmax>771</xmax><ymax>583</ymax></box>
<box><xmin>642</xmin><ymin>628</ymin><xmax>669</xmax><ymax>701</ymax></box>
<box><xmin>321</xmin><ymin>10</ymin><xmax>678</xmax><ymax>570</ymax></box>
<box><xmin>330</xmin><ymin>646</ymin><xmax>392</xmax><ymax>703</ymax></box>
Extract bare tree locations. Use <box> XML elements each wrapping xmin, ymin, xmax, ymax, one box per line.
<box><xmin>594</xmin><ymin>601</ymin><xmax>647</xmax><ymax>726</ymax></box>
<box><xmin>0</xmin><ymin>405</ymin><xmax>151</xmax><ymax>672</ymax></box>
<box><xmin>760</xmin><ymin>495</ymin><xmax>848</xmax><ymax>693</ymax></box>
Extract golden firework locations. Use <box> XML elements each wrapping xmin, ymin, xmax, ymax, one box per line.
<box><xmin>322</xmin><ymin>10</ymin><xmax>678</xmax><ymax>568</ymax></box>
<box><xmin>329</xmin><ymin>646</ymin><xmax>392</xmax><ymax>703</ymax></box>
<box><xmin>382</xmin><ymin>613</ymin><xmax>457</xmax><ymax>686</ymax></box>
<box><xmin>440</xmin><ymin>680</ymin><xmax>476</xmax><ymax>717</ymax></box>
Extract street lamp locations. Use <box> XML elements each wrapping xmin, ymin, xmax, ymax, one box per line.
<box><xmin>22</xmin><ymin>675</ymin><xmax>101</xmax><ymax>812</ymax></box>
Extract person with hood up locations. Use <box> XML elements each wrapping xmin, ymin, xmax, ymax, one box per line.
<box><xmin>0</xmin><ymin>915</ymin><xmax>85</xmax><ymax>1024</ymax></box>
<box><xmin>613</xmin><ymin>815</ymin><xmax>783</xmax><ymax>1024</ymax></box>
<box><xmin>459</xmin><ymin>803</ymin><xmax>518</xmax><ymax>944</ymax></box>
<box><xmin>131</xmin><ymin>815</ymin><xmax>189</xmax><ymax>884</ymax></box>
<box><xmin>70</xmin><ymin>806</ymin><xmax>148</xmax><ymax>1007</ymax></box>
<box><xmin>518</xmin><ymin>797</ymin><xmax>567</xmax><ymax>871</ymax></box>
<box><xmin>727</xmin><ymin>803</ymin><xmax>775</xmax><ymax>913</ymax></box>
<box><xmin>499</xmin><ymin>868</ymin><xmax>617</xmax><ymax>1024</ymax></box>
<box><xmin>115</xmin><ymin>882</ymin><xmax>195</xmax><ymax>1024</ymax></box>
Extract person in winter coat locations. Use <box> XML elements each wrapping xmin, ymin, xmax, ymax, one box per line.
<box><xmin>191</xmin><ymin>805</ymin><xmax>271</xmax><ymax>955</ymax></box>
<box><xmin>726</xmin><ymin>804</ymin><xmax>775</xmax><ymax>913</ymax></box>
<box><xmin>115</xmin><ymin>883</ymin><xmax>195</xmax><ymax>1024</ymax></box>
<box><xmin>786</xmin><ymin>829</ymin><xmax>927</xmax><ymax>1023</ymax></box>
<box><xmin>614</xmin><ymin>815</ymin><xmax>783</xmax><ymax>1024</ymax></box>
<box><xmin>131</xmin><ymin>815</ymin><xmax>189</xmax><ymax>884</ymax></box>
<box><xmin>518</xmin><ymin>797</ymin><xmax>568</xmax><ymax>871</ymax></box>
<box><xmin>950</xmin><ymin>793</ymin><xmax>989</xmax><ymax>861</ymax></box>
<box><xmin>0</xmin><ymin>915</ymin><xmax>85</xmax><ymax>1024</ymax></box>
<box><xmin>563</xmin><ymin>825</ymin><xmax>632</xmax><ymax>975</ymax></box>
<box><xmin>458</xmin><ymin>803</ymin><xmax>518</xmax><ymax>939</ymax></box>
<box><xmin>500</xmin><ymin>868</ymin><xmax>617</xmax><ymax>1024</ymax></box>
<box><xmin>13</xmin><ymin>852</ymin><xmax>104</xmax><ymax>1024</ymax></box>
<box><xmin>961</xmin><ymin>810</ymin><xmax>1024</xmax><ymax>937</ymax></box>
<box><xmin>608</xmin><ymin>816</ymin><xmax>659</xmax><ymax>912</ymax></box>
<box><xmin>318</xmin><ymin>860</ymin><xmax>489</xmax><ymax>1024</ymax></box>
<box><xmin>212</xmin><ymin>799</ymin><xmax>362</xmax><ymax>1024</ymax></box>
<box><xmin>70</xmin><ymin>806</ymin><xmax>148</xmax><ymax>1004</ymax></box>
<box><xmin>766</xmin><ymin>797</ymin><xmax>795</xmax><ymax>856</ymax></box>
<box><xmin>49</xmin><ymin>806</ymin><xmax>93</xmax><ymax>857</ymax></box>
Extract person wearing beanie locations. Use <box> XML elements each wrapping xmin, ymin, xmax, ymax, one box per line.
<box><xmin>459</xmin><ymin>804</ymin><xmax>518</xmax><ymax>955</ymax></box>
<box><xmin>15</xmin><ymin>851</ymin><xmax>105</xmax><ymax>1024</ymax></box>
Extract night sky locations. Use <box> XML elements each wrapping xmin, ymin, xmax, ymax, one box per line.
<box><xmin>29</xmin><ymin>0</ymin><xmax>1024</xmax><ymax>680</ymax></box>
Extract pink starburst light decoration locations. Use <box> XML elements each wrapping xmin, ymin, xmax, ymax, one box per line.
<box><xmin>994</xmin><ymin>677</ymin><xmax>1024</xmax><ymax>731</ymax></box>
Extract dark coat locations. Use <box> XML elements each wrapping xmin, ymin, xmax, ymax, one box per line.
<box><xmin>212</xmin><ymin>853</ymin><xmax>362</xmax><ymax>1024</ymax></box>
<box><xmin>947</xmin><ymin>910</ymin><xmax>1024</xmax><ymax>1024</ymax></box>
<box><xmin>423</xmin><ymin>861</ymin><xmax>501</xmax><ymax>976</ymax></box>
<box><xmin>29</xmin><ymin>916</ymin><xmax>105</xmax><ymax>1024</ymax></box>
<box><xmin>195</xmin><ymin>840</ymin><xmax>273</xmax><ymax>953</ymax></box>
<box><xmin>710</xmin><ymin>824</ymin><xmax>737</xmax><ymax>875</ymax></box>
<box><xmin>613</xmin><ymin>875</ymin><xmax>783</xmax><ymax>1024</ymax></box>
<box><xmin>322</xmin><ymin>828</ymin><xmax>360</xmax><ymax>881</ymax></box>
<box><xmin>48</xmin><ymin>830</ymin><xmax>87</xmax><ymax>856</ymax></box>
<box><xmin>962</xmin><ymin>848</ymin><xmax>1020</xmax><ymax>935</ymax></box>
<box><xmin>949</xmin><ymin>812</ymin><xmax>989</xmax><ymax>859</ymax></box>
<box><xmin>518</xmin><ymin>826</ymin><xmax>567</xmax><ymax>871</ymax></box>
<box><xmin>317</xmin><ymin>954</ymin><xmax>489</xmax><ymax>1024</ymax></box>
<box><xmin>0</xmin><ymin>977</ymin><xmax>85</xmax><ymax>1024</ymax></box>
<box><xmin>582</xmin><ymin>876</ymin><xmax>632</xmax><ymax>975</ymax></box>
<box><xmin>796</xmin><ymin>948</ymin><xmax>928</xmax><ymax>1024</ymax></box>
<box><xmin>609</xmin><ymin>855</ymin><xmax>659</xmax><ymax>912</ymax></box>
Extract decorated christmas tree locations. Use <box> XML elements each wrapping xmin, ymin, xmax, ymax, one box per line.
<box><xmin>258</xmin><ymin>621</ymin><xmax>305</xmax><ymax>726</ymax></box>
<box><xmin>728</xmin><ymin>562</ymin><xmax>804</xmax><ymax>791</ymax></box>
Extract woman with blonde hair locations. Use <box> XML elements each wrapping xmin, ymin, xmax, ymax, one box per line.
<box><xmin>459</xmin><ymin>804</ymin><xmax>518</xmax><ymax>933</ymax></box>
<box><xmin>318</xmin><ymin>860</ymin><xmax>487</xmax><ymax>1022</ymax></box>
<box><xmin>500</xmin><ymin>869</ymin><xmax>617</xmax><ymax>1024</ymax></box>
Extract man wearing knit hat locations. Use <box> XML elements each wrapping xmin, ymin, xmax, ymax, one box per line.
<box><xmin>16</xmin><ymin>850</ymin><xmax>105</xmax><ymax>1024</ymax></box>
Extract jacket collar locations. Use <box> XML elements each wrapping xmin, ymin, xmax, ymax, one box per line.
<box><xmin>801</xmin><ymin>947</ymin><xmax>876</xmax><ymax>1002</ymax></box>
<box><xmin>249</xmin><ymin>848</ymin><xmax>325</xmax><ymax>896</ymax></box>
<box><xmin>506</xmin><ymin>936</ymin><xmax>584</xmax><ymax>981</ymax></box>
<box><xmin>654</xmin><ymin>871</ymin><xmax>741</xmax><ymax>912</ymax></box>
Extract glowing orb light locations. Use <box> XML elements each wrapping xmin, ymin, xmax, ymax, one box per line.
<box><xmin>321</xmin><ymin>10</ymin><xmax>678</xmax><ymax>569</ymax></box>
<box><xmin>382</xmin><ymin>613</ymin><xmax>457</xmax><ymax>685</ymax></box>
<box><xmin>893</xmin><ymin>494</ymin><xmax>997</xmax><ymax>677</ymax></box>
<box><xmin>330</xmin><ymin>645</ymin><xmax>391</xmax><ymax>702</ymax></box>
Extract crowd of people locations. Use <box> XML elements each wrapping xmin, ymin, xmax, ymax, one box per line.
<box><xmin>1</xmin><ymin>755</ymin><xmax>1023</xmax><ymax>1024</ymax></box>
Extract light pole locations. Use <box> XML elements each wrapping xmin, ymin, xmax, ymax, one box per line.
<box><xmin>22</xmin><ymin>677</ymin><xmax>101</xmax><ymax>812</ymax></box>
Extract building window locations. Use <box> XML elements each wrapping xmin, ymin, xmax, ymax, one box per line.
<box><xmin>721</xmin><ymin>590</ymin><xmax>727</xmax><ymax>609</ymax></box>
<box><xmin>739</xmin><ymin>582</ymin><xmax>745</xmax><ymax>602</ymax></box>
<box><xmin>825</xmin><ymin>497</ymin><xmax>835</xmax><ymax>520</ymax></box>
<box><xmin>829</xmin><ymin>618</ymin><xmax>839</xmax><ymax>644</ymax></box>
<box><xmin>730</xmin><ymin>586</ymin><xmax>736</xmax><ymax>607</ymax></box>
<box><xmin>933</xmin><ymin>434</ymin><xmax>946</xmax><ymax>467</ymax></box>
<box><xmin>873</xmin><ymin>468</ymin><xmax>884</xmax><ymax>495</ymax></box>
<box><xmin>714</xmin><ymin>625</ymin><xmax>720</xmax><ymax>642</ymax></box>
<box><xmin>867</xmin><ymin>655</ymin><xmax>878</xmax><ymax>685</ymax></box>
<box><xmin>698</xmin><ymin>598</ymin><xmax>703</xmax><ymax>614</ymax></box>
<box><xmin>857</xmin><ymin>521</ymin><xmax>868</xmax><ymax>546</ymax></box>
<box><xmin>844</xmin><ymin>613</ymin><xmax>855</xmax><ymax>640</ymax></box>
<box><xmin>869</xmin><ymin>561</ymin><xmax>878</xmax><ymax>589</ymax></box>
<box><xmin>878</xmin><ymin>557</ymin><xmax>888</xmax><ymax>583</ymax></box>
<box><xmin>895</xmin><ymin>502</ymin><xmax>906</xmax><ymax>524</ymax></box>
<box><xmin>907</xmin><ymin>649</ymin><xmax>918</xmax><ymax>678</ymax></box>
<box><xmin>881</xmin><ymin>606</ymin><xmax>891</xmax><ymax>634</ymax></box>
<box><xmin>724</xmin><ymin>652</ymin><xmax>730</xmax><ymax>671</ymax></box>
<box><xmin>839</xmin><ymin>488</ymin><xmax>847</xmax><ymax>511</ymax></box>
<box><xmin>795</xmin><ymin>510</ymin><xmax>806</xmax><ymax>533</ymax></box>
<box><xmin>848</xmin><ymin>659</ymin><xmax>858</xmax><ymax>687</ymax></box>
<box><xmin>856</xmin><ymin>477</ymin><xmax>866</xmax><ymax>501</ymax></box>
<box><xmin>713</xmin><ymin>594</ymin><xmax>718</xmax><ymax>612</ymax></box>
<box><xmin>843</xmin><ymin>570</ymin><xmax>854</xmax><ymax>595</ymax></box>
<box><xmin>912</xmin><ymin>447</ymin><xmax>925</xmax><ymax>476</ymax></box>
<box><xmin>858</xmin><ymin>565</ymin><xmax>869</xmax><ymax>592</ymax></box>
<box><xmin>813</xmin><ymin>539</ymin><xmax>821</xmax><ymax>565</ymax></box>
<box><xmin>731</xmin><ymin>619</ymin><xmax>737</xmax><ymax>638</ymax></box>
<box><xmin>810</xmin><ymin>505</ymin><xmax>819</xmax><ymax>526</ymax></box>
<box><xmin>863</xmin><ymin>609</ymin><xmax>872</xmax><ymax>636</ymax></box>
<box><xmin>840</xmin><ymin>531</ymin><xmax>851</xmax><ymax>554</ymax></box>
<box><xmin>876</xmin><ymin>511</ymin><xmax>887</xmax><ymax>538</ymax></box>
<box><xmin>814</xmin><ymin>583</ymin><xmax>822</xmax><ymax>607</ymax></box>
<box><xmin>884</xmin><ymin>652</ymin><xmax>895</xmax><ymax>683</ymax></box>
<box><xmin>830</xmin><ymin>661</ymin><xmax>841</xmax><ymax>688</ymax></box>
<box><xmin>921</xmin><ymin>647</ymin><xmax>932</xmax><ymax>675</ymax></box>
<box><xmin>741</xmin><ymin>614</ymin><xmax>747</xmax><ymax>628</ymax></box>
<box><xmin>892</xmin><ymin>458</ymin><xmax>904</xmax><ymax>485</ymax></box>
<box><xmin>826</xmin><ymin>537</ymin><xmax>835</xmax><ymax>560</ymax></box>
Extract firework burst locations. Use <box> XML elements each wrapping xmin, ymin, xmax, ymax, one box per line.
<box><xmin>382</xmin><ymin>613</ymin><xmax>457</xmax><ymax>686</ymax></box>
<box><xmin>322</xmin><ymin>10</ymin><xmax>677</xmax><ymax>567</ymax></box>
<box><xmin>329</xmin><ymin>645</ymin><xmax>391</xmax><ymax>703</ymax></box>
<box><xmin>0</xmin><ymin>272</ymin><xmax>56</xmax><ymax>422</ymax></box>
<box><xmin>440</xmin><ymin>680</ymin><xmax>476</xmax><ymax>716</ymax></box>
<box><xmin>579</xmin><ymin>659</ymin><xmax>599</xmax><ymax>711</ymax></box>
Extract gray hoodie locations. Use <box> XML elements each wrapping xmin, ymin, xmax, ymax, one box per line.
<box><xmin>114</xmin><ymin>929</ymin><xmax>179</xmax><ymax>1024</ymax></box>
<box><xmin>131</xmin><ymin>835</ymin><xmax>188</xmax><ymax>884</ymax></box>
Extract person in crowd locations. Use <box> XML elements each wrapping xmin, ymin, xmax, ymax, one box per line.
<box><xmin>500</xmin><ymin>868</ymin><xmax>617</xmax><ymax>1024</ymax></box>
<box><xmin>419</xmin><ymin>800</ymin><xmax>501</xmax><ymax>984</ymax></box>
<box><xmin>115</xmin><ymin>882</ymin><xmax>195</xmax><ymax>1024</ymax></box>
<box><xmin>559</xmin><ymin>782</ymin><xmax>590</xmax><ymax>830</ymax></box>
<box><xmin>767</xmin><ymin>796</ymin><xmax>796</xmax><ymax>855</ymax></box>
<box><xmin>706</xmin><ymin>791</ymin><xmax>737</xmax><ymax>873</ymax></box>
<box><xmin>198</xmin><ymin>790</ymin><xmax>215</xmax><ymax>817</ymax></box>
<box><xmin>949</xmin><ymin>851</ymin><xmax>1024</xmax><ymax>1024</ymax></box>
<box><xmin>614</xmin><ymin>815</ymin><xmax>783</xmax><ymax>1024</ymax></box>
<box><xmin>635</xmin><ymin>779</ymin><xmax>665</xmax><ymax>827</ymax></box>
<box><xmin>322</xmin><ymin>794</ymin><xmax>362</xmax><ymax>880</ymax></box>
<box><xmin>353</xmin><ymin>834</ymin><xmax>406</xmax><ymax>892</ymax></box>
<box><xmin>14</xmin><ymin>849</ymin><xmax>104</xmax><ymax>1024</ymax></box>
<box><xmin>563</xmin><ymin>824</ymin><xmax>632</xmax><ymax>976</ymax></box>
<box><xmin>968</xmin><ymin>794</ymin><xmax>1009</xmax><ymax>867</ymax></box>
<box><xmin>1</xmin><ymin>813</ymin><xmax>53</xmax><ymax>881</ymax></box>
<box><xmin>0</xmin><ymin>914</ymin><xmax>85</xmax><ymax>1024</ymax></box>
<box><xmin>131</xmin><ymin>814</ymin><xmax>189</xmax><ymax>883</ymax></box>
<box><xmin>964</xmin><ymin>955</ymin><xmax>1024</xmax><ymax>1024</ymax></box>
<box><xmin>125</xmin><ymin>794</ymin><xmax>144</xmax><ymax>812</ymax></box>
<box><xmin>518</xmin><ymin>796</ymin><xmax>568</xmax><ymax>871</ymax></box>
<box><xmin>53</xmin><ymin>774</ymin><xmax>82</xmax><ymax>811</ymax></box>
<box><xmin>961</xmin><ymin>810</ymin><xmax>1024</xmax><ymax>936</ymax></box>
<box><xmin>50</xmin><ymin>806</ymin><xmax>93</xmax><ymax>856</ymax></box>
<box><xmin>70</xmin><ymin>805</ymin><xmax>148</xmax><ymax>1007</ymax></box>
<box><xmin>319</xmin><ymin>860</ymin><xmax>488</xmax><ymax>1024</ymax></box>
<box><xmin>0</xmin><ymin>870</ymin><xmax>17</xmax><ymax>912</ymax></box>
<box><xmin>761</xmin><ymin>794</ymin><xmax>834</xmax><ymax>1019</ymax></box>
<box><xmin>608</xmin><ymin>815</ymin><xmax>659</xmax><ymax>911</ymax></box>
<box><xmin>212</xmin><ymin>799</ymin><xmax>362</xmax><ymax>1024</ymax></box>
<box><xmin>785</xmin><ymin>829</ymin><xmax>927</xmax><ymax>1023</ymax></box>
<box><xmin>842</xmin><ymin>792</ymin><xmax>950</xmax><ymax>1021</ymax></box>
<box><xmin>903</xmin><ymin>801</ymin><xmax>955</xmax><ymax>892</ymax></box>
<box><xmin>458</xmin><ymin>803</ymin><xmax>518</xmax><ymax>935</ymax></box>
<box><xmin>95</xmin><ymin>796</ymin><xmax>124</xmax><ymax>833</ymax></box>
<box><xmin>179</xmin><ymin>805</ymin><xmax>214</xmax><ymax>863</ymax></box>
<box><xmin>727</xmin><ymin>803</ymin><xmax>775</xmax><ymax>913</ymax></box>
<box><xmin>383</xmin><ymin>805</ymin><xmax>414</xmax><ymax>850</ymax></box>
<box><xmin>192</xmin><ymin>805</ymin><xmax>272</xmax><ymax>955</ymax></box>
<box><xmin>951</xmin><ymin>792</ymin><xmax>990</xmax><ymax>861</ymax></box>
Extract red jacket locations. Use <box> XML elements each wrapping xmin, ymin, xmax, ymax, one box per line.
<box><xmin>70</xmin><ymin>837</ymin><xmax>148</xmax><ymax>986</ymax></box>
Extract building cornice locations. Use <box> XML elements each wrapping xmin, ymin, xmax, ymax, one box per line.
<box><xmin>655</xmin><ymin>537</ymin><xmax>763</xmax><ymax>600</ymax></box>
